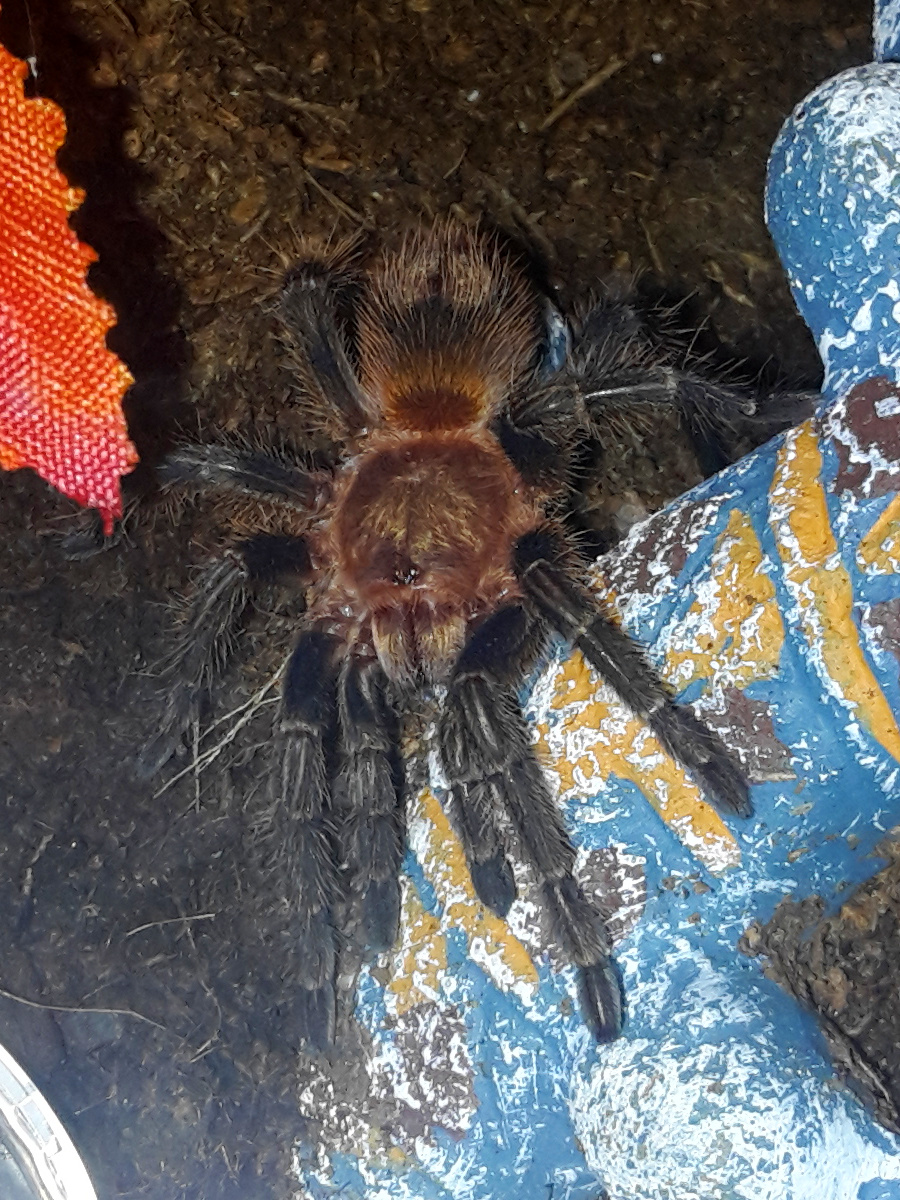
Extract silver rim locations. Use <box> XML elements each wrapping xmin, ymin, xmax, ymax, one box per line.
<box><xmin>0</xmin><ymin>1042</ymin><xmax>97</xmax><ymax>1200</ymax></box>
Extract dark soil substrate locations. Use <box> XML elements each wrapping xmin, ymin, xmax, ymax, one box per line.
<box><xmin>742</xmin><ymin>845</ymin><xmax>900</xmax><ymax>1137</ymax></box>
<box><xmin>0</xmin><ymin>1</ymin><xmax>889</xmax><ymax>1197</ymax></box>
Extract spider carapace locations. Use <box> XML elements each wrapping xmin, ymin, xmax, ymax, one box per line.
<box><xmin>147</xmin><ymin>221</ymin><xmax>761</xmax><ymax>1046</ymax></box>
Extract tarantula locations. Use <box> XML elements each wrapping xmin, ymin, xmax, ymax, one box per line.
<box><xmin>142</xmin><ymin>221</ymin><xmax>781</xmax><ymax>1046</ymax></box>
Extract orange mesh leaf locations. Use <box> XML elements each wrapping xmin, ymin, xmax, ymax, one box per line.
<box><xmin>0</xmin><ymin>37</ymin><xmax>137</xmax><ymax>533</ymax></box>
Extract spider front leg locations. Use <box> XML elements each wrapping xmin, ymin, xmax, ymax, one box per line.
<box><xmin>269</xmin><ymin>628</ymin><xmax>343</xmax><ymax>1049</ymax></box>
<box><xmin>514</xmin><ymin>527</ymin><xmax>751</xmax><ymax>817</ymax></box>
<box><xmin>438</xmin><ymin>604</ymin><xmax>623</xmax><ymax>1042</ymax></box>
<box><xmin>139</xmin><ymin>533</ymin><xmax>312</xmax><ymax>776</ymax></box>
<box><xmin>334</xmin><ymin>659</ymin><xmax>405</xmax><ymax>955</ymax></box>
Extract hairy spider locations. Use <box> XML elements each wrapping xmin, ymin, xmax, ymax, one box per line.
<box><xmin>143</xmin><ymin>221</ymin><xmax>793</xmax><ymax>1047</ymax></box>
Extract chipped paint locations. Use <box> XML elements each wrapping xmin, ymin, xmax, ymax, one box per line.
<box><xmin>875</xmin><ymin>0</ymin><xmax>900</xmax><ymax>62</ymax></box>
<box><xmin>770</xmin><ymin>422</ymin><xmax>900</xmax><ymax>762</ymax></box>
<box><xmin>767</xmin><ymin>62</ymin><xmax>900</xmax><ymax>402</ymax></box>
<box><xmin>537</xmin><ymin>650</ymin><xmax>741</xmax><ymax>874</ymax></box>
<box><xmin>296</xmin><ymin>375</ymin><xmax>900</xmax><ymax>1198</ymax></box>
<box><xmin>296</xmin><ymin>395</ymin><xmax>900</xmax><ymax>1198</ymax></box>
<box><xmin>661</xmin><ymin>507</ymin><xmax>784</xmax><ymax>690</ymax></box>
<box><xmin>386</xmin><ymin>877</ymin><xmax>448</xmax><ymax>1013</ymax></box>
<box><xmin>573</xmin><ymin>959</ymin><xmax>900</xmax><ymax>1200</ymax></box>
<box><xmin>825</xmin><ymin>377</ymin><xmax>900</xmax><ymax>501</ymax></box>
<box><xmin>406</xmin><ymin>788</ymin><xmax>539</xmax><ymax>1000</ymax></box>
<box><xmin>858</xmin><ymin>493</ymin><xmax>900</xmax><ymax>574</ymax></box>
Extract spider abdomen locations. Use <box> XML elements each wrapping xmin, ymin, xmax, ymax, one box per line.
<box><xmin>381</xmin><ymin>384</ymin><xmax>483</xmax><ymax>432</ymax></box>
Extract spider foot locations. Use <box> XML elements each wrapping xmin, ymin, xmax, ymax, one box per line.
<box><xmin>651</xmin><ymin>703</ymin><xmax>752</xmax><ymax>817</ymax></box>
<box><xmin>291</xmin><ymin>983</ymin><xmax>337</xmax><ymax>1053</ymax></box>
<box><xmin>577</xmin><ymin>961</ymin><xmax>624</xmax><ymax>1043</ymax></box>
<box><xmin>470</xmin><ymin>853</ymin><xmax>517</xmax><ymax>918</ymax></box>
<box><xmin>542</xmin><ymin>877</ymin><xmax>623</xmax><ymax>1041</ymax></box>
<box><xmin>361</xmin><ymin>877</ymin><xmax>402</xmax><ymax>955</ymax></box>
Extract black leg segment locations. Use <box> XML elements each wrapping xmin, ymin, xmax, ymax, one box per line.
<box><xmin>238</xmin><ymin>533</ymin><xmax>312</xmax><ymax>583</ymax></box>
<box><xmin>333</xmin><ymin>659</ymin><xmax>405</xmax><ymax>955</ymax></box>
<box><xmin>268</xmin><ymin>628</ymin><xmax>343</xmax><ymax>1050</ymax></box>
<box><xmin>280</xmin><ymin>253</ymin><xmax>369</xmax><ymax>432</ymax></box>
<box><xmin>139</xmin><ymin>535</ymin><xmax>314</xmax><ymax>777</ymax></box>
<box><xmin>157</xmin><ymin>443</ymin><xmax>322</xmax><ymax>510</ymax></box>
<box><xmin>138</xmin><ymin>552</ymin><xmax>251</xmax><ymax>777</ymax></box>
<box><xmin>439</xmin><ymin>604</ymin><xmax>623</xmax><ymax>1041</ymax></box>
<box><xmin>439</xmin><ymin>605</ymin><xmax>537</xmax><ymax>917</ymax></box>
<box><xmin>514</xmin><ymin>528</ymin><xmax>751</xmax><ymax>817</ymax></box>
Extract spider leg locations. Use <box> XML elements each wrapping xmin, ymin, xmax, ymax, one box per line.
<box><xmin>568</xmin><ymin>295</ymin><xmax>756</xmax><ymax>421</ymax></box>
<box><xmin>138</xmin><ymin>534</ymin><xmax>312</xmax><ymax>776</ymax></box>
<box><xmin>438</xmin><ymin>604</ymin><xmax>623</xmax><ymax>1041</ymax></box>
<box><xmin>157</xmin><ymin>443</ymin><xmax>323</xmax><ymax>511</ymax></box>
<box><xmin>571</xmin><ymin>358</ymin><xmax>753</xmax><ymax>479</ymax></box>
<box><xmin>495</xmin><ymin>377</ymin><xmax>579</xmax><ymax>492</ymax></box>
<box><xmin>513</xmin><ymin>528</ymin><xmax>751</xmax><ymax>817</ymax></box>
<box><xmin>438</xmin><ymin>606</ymin><xmax>530</xmax><ymax>918</ymax></box>
<box><xmin>279</xmin><ymin>244</ymin><xmax>369</xmax><ymax>433</ymax></box>
<box><xmin>334</xmin><ymin>658</ymin><xmax>405</xmax><ymax>955</ymax></box>
<box><xmin>501</xmin><ymin>297</ymin><xmax>758</xmax><ymax>487</ymax></box>
<box><xmin>270</xmin><ymin>628</ymin><xmax>343</xmax><ymax>1049</ymax></box>
<box><xmin>567</xmin><ymin>296</ymin><xmax>815</xmax><ymax>471</ymax></box>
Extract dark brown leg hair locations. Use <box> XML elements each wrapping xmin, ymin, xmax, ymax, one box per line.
<box><xmin>513</xmin><ymin>527</ymin><xmax>751</xmax><ymax>817</ymax></box>
<box><xmin>138</xmin><ymin>534</ymin><xmax>312</xmax><ymax>777</ymax></box>
<box><xmin>505</xmin><ymin>294</ymin><xmax>815</xmax><ymax>494</ymax></box>
<box><xmin>138</xmin><ymin>552</ymin><xmax>250</xmax><ymax>777</ymax></box>
<box><xmin>438</xmin><ymin>605</ymin><xmax>534</xmax><ymax>917</ymax></box>
<box><xmin>572</xmin><ymin>298</ymin><xmax>754</xmax><ymax>417</ymax></box>
<box><xmin>261</xmin><ymin>651</ymin><xmax>403</xmax><ymax>1051</ymax></box>
<box><xmin>438</xmin><ymin>603</ymin><xmax>623</xmax><ymax>1041</ymax></box>
<box><xmin>501</xmin><ymin>296</ymin><xmax>753</xmax><ymax>487</ymax></box>
<box><xmin>333</xmin><ymin>658</ymin><xmax>405</xmax><ymax>955</ymax></box>
<box><xmin>279</xmin><ymin>246</ymin><xmax>369</xmax><ymax>434</ymax></box>
<box><xmin>157</xmin><ymin>443</ymin><xmax>323</xmax><ymax>511</ymax></box>
<box><xmin>572</xmin><ymin>297</ymin><xmax>816</xmax><ymax>471</ymax></box>
<box><xmin>270</xmin><ymin>628</ymin><xmax>343</xmax><ymax>1050</ymax></box>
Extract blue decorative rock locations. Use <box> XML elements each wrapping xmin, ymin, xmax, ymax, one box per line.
<box><xmin>766</xmin><ymin>59</ymin><xmax>900</xmax><ymax>401</ymax></box>
<box><xmin>875</xmin><ymin>0</ymin><xmax>900</xmax><ymax>61</ymax></box>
